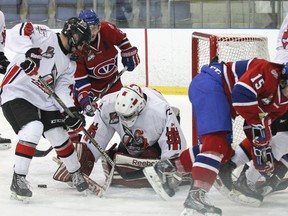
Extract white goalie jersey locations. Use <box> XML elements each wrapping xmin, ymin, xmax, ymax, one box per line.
<box><xmin>83</xmin><ymin>87</ymin><xmax>187</xmax><ymax>161</ymax></box>
<box><xmin>0</xmin><ymin>22</ymin><xmax>75</xmax><ymax>112</ymax></box>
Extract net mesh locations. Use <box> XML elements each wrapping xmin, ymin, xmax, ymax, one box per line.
<box><xmin>192</xmin><ymin>32</ymin><xmax>270</xmax><ymax>147</ymax></box>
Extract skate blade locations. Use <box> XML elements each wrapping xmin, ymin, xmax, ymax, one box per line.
<box><xmin>143</xmin><ymin>166</ymin><xmax>170</xmax><ymax>201</ymax></box>
<box><xmin>0</xmin><ymin>143</ymin><xmax>11</xmax><ymax>150</ymax></box>
<box><xmin>227</xmin><ymin>189</ymin><xmax>262</xmax><ymax>207</ymax></box>
<box><xmin>10</xmin><ymin>192</ymin><xmax>30</xmax><ymax>203</ymax></box>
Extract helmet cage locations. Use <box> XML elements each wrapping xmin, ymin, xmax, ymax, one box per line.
<box><xmin>62</xmin><ymin>17</ymin><xmax>91</xmax><ymax>52</ymax></box>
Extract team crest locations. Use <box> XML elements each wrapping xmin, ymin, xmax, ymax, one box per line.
<box><xmin>109</xmin><ymin>112</ymin><xmax>119</xmax><ymax>124</ymax></box>
<box><xmin>87</xmin><ymin>50</ymin><xmax>95</xmax><ymax>61</ymax></box>
<box><xmin>42</xmin><ymin>46</ymin><xmax>55</xmax><ymax>59</ymax></box>
<box><xmin>261</xmin><ymin>94</ymin><xmax>273</xmax><ymax>105</ymax></box>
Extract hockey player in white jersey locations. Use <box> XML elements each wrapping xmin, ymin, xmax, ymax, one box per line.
<box><xmin>86</xmin><ymin>84</ymin><xmax>186</xmax><ymax>160</ymax></box>
<box><xmin>0</xmin><ymin>17</ymin><xmax>91</xmax><ymax>201</ymax></box>
<box><xmin>0</xmin><ymin>10</ymin><xmax>12</xmax><ymax>150</ymax></box>
<box><xmin>53</xmin><ymin>83</ymin><xmax>187</xmax><ymax>189</ymax></box>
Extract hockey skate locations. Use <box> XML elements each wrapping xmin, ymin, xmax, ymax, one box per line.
<box><xmin>71</xmin><ymin>169</ymin><xmax>89</xmax><ymax>192</ymax></box>
<box><xmin>180</xmin><ymin>189</ymin><xmax>222</xmax><ymax>216</ymax></box>
<box><xmin>10</xmin><ymin>172</ymin><xmax>32</xmax><ymax>202</ymax></box>
<box><xmin>232</xmin><ymin>165</ymin><xmax>263</xmax><ymax>207</ymax></box>
<box><xmin>143</xmin><ymin>159</ymin><xmax>180</xmax><ymax>200</ymax></box>
<box><xmin>217</xmin><ymin>160</ymin><xmax>236</xmax><ymax>191</ymax></box>
<box><xmin>258</xmin><ymin>162</ymin><xmax>288</xmax><ymax>196</ymax></box>
<box><xmin>0</xmin><ymin>134</ymin><xmax>11</xmax><ymax>150</ymax></box>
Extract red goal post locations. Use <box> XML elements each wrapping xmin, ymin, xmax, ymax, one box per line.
<box><xmin>191</xmin><ymin>32</ymin><xmax>270</xmax><ymax>147</ymax></box>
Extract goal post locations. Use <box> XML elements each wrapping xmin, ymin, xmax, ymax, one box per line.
<box><xmin>191</xmin><ymin>32</ymin><xmax>270</xmax><ymax>146</ymax></box>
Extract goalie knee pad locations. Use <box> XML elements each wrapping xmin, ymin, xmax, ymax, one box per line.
<box><xmin>53</xmin><ymin>142</ymin><xmax>95</xmax><ymax>182</ymax></box>
<box><xmin>75</xmin><ymin>142</ymin><xmax>95</xmax><ymax>176</ymax></box>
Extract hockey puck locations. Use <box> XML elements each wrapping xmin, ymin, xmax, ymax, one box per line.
<box><xmin>37</xmin><ymin>184</ymin><xmax>47</xmax><ymax>188</ymax></box>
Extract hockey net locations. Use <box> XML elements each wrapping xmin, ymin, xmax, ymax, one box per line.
<box><xmin>191</xmin><ymin>32</ymin><xmax>270</xmax><ymax>148</ymax></box>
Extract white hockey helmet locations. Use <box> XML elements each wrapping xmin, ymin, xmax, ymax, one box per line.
<box><xmin>115</xmin><ymin>84</ymin><xmax>146</xmax><ymax>128</ymax></box>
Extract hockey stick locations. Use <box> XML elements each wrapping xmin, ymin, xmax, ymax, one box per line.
<box><xmin>94</xmin><ymin>66</ymin><xmax>128</xmax><ymax>102</ymax></box>
<box><xmin>34</xmin><ymin>146</ymin><xmax>53</xmax><ymax>157</ymax></box>
<box><xmin>33</xmin><ymin>67</ymin><xmax>127</xmax><ymax>157</ymax></box>
<box><xmin>35</xmin><ymin>75</ymin><xmax>115</xmax><ymax>196</ymax></box>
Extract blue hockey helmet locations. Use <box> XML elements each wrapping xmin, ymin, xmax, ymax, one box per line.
<box><xmin>79</xmin><ymin>9</ymin><xmax>100</xmax><ymax>26</ymax></box>
<box><xmin>280</xmin><ymin>62</ymin><xmax>288</xmax><ymax>89</ymax></box>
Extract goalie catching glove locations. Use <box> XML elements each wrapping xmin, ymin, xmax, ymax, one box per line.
<box><xmin>20</xmin><ymin>47</ymin><xmax>42</xmax><ymax>76</ymax></box>
<box><xmin>121</xmin><ymin>46</ymin><xmax>140</xmax><ymax>71</ymax></box>
<box><xmin>64</xmin><ymin>107</ymin><xmax>86</xmax><ymax>131</ymax></box>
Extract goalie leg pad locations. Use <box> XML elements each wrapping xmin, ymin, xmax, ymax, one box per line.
<box><xmin>75</xmin><ymin>142</ymin><xmax>95</xmax><ymax>176</ymax></box>
<box><xmin>102</xmin><ymin>152</ymin><xmax>160</xmax><ymax>188</ymax></box>
<box><xmin>53</xmin><ymin>142</ymin><xmax>95</xmax><ymax>182</ymax></box>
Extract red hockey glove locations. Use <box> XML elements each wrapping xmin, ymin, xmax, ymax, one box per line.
<box><xmin>22</xmin><ymin>22</ymin><xmax>34</xmax><ymax>37</ymax></box>
<box><xmin>121</xmin><ymin>46</ymin><xmax>140</xmax><ymax>71</ymax></box>
<box><xmin>20</xmin><ymin>47</ymin><xmax>42</xmax><ymax>76</ymax></box>
<box><xmin>251</xmin><ymin>114</ymin><xmax>271</xmax><ymax>146</ymax></box>
<box><xmin>79</xmin><ymin>92</ymin><xmax>97</xmax><ymax>117</ymax></box>
<box><xmin>252</xmin><ymin>145</ymin><xmax>274</xmax><ymax>175</ymax></box>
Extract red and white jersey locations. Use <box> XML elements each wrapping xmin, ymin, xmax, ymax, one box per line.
<box><xmin>0</xmin><ymin>10</ymin><xmax>6</xmax><ymax>52</ymax></box>
<box><xmin>0</xmin><ymin>23</ymin><xmax>75</xmax><ymax>112</ymax></box>
<box><xmin>74</xmin><ymin>21</ymin><xmax>132</xmax><ymax>101</ymax></box>
<box><xmin>274</xmin><ymin>14</ymin><xmax>288</xmax><ymax>64</ymax></box>
<box><xmin>228</xmin><ymin>58</ymin><xmax>288</xmax><ymax>125</ymax></box>
<box><xmin>83</xmin><ymin>87</ymin><xmax>187</xmax><ymax>161</ymax></box>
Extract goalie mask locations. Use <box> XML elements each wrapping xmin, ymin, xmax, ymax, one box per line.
<box><xmin>115</xmin><ymin>84</ymin><xmax>146</xmax><ymax>128</ymax></box>
<box><xmin>62</xmin><ymin>17</ymin><xmax>91</xmax><ymax>53</ymax></box>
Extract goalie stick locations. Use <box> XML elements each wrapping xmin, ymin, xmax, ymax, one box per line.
<box><xmin>33</xmin><ymin>66</ymin><xmax>127</xmax><ymax>158</ymax></box>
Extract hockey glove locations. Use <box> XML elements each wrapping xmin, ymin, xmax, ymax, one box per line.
<box><xmin>22</xmin><ymin>22</ymin><xmax>34</xmax><ymax>36</ymax></box>
<box><xmin>252</xmin><ymin>145</ymin><xmax>274</xmax><ymax>176</ymax></box>
<box><xmin>64</xmin><ymin>107</ymin><xmax>86</xmax><ymax>132</ymax></box>
<box><xmin>79</xmin><ymin>92</ymin><xmax>97</xmax><ymax>117</ymax></box>
<box><xmin>0</xmin><ymin>52</ymin><xmax>10</xmax><ymax>74</ymax></box>
<box><xmin>20</xmin><ymin>47</ymin><xmax>42</xmax><ymax>76</ymax></box>
<box><xmin>121</xmin><ymin>46</ymin><xmax>140</xmax><ymax>71</ymax></box>
<box><xmin>251</xmin><ymin>114</ymin><xmax>272</xmax><ymax>146</ymax></box>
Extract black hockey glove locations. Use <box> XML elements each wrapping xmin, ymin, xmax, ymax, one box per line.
<box><xmin>0</xmin><ymin>52</ymin><xmax>10</xmax><ymax>74</ymax></box>
<box><xmin>64</xmin><ymin>107</ymin><xmax>86</xmax><ymax>131</ymax></box>
<box><xmin>20</xmin><ymin>47</ymin><xmax>42</xmax><ymax>76</ymax></box>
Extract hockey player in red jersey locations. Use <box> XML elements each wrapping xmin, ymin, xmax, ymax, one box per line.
<box><xmin>143</xmin><ymin>58</ymin><xmax>288</xmax><ymax>216</ymax></box>
<box><xmin>74</xmin><ymin>9</ymin><xmax>140</xmax><ymax>118</ymax></box>
<box><xmin>215</xmin><ymin>14</ymin><xmax>288</xmax><ymax>207</ymax></box>
<box><xmin>0</xmin><ymin>18</ymin><xmax>91</xmax><ymax>201</ymax></box>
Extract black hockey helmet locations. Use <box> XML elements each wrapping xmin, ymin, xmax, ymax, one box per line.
<box><xmin>62</xmin><ymin>17</ymin><xmax>91</xmax><ymax>52</ymax></box>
